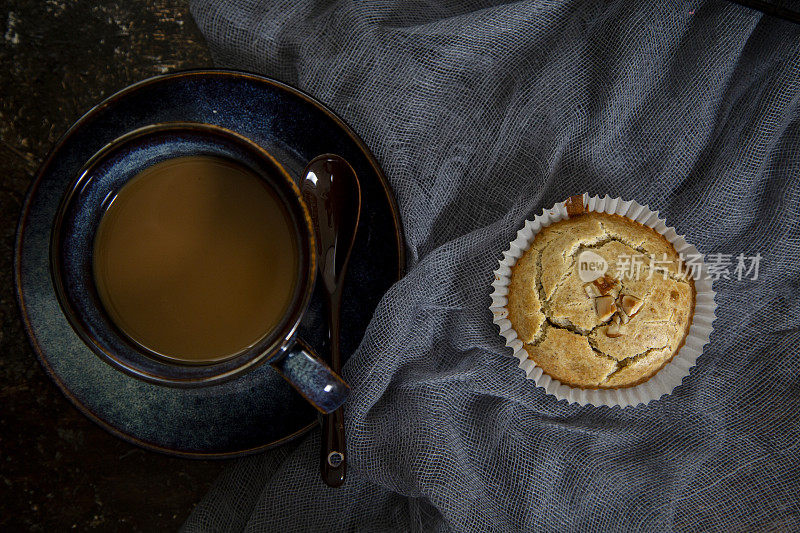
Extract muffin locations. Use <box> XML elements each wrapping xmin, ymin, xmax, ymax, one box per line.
<box><xmin>506</xmin><ymin>203</ymin><xmax>696</xmax><ymax>389</ymax></box>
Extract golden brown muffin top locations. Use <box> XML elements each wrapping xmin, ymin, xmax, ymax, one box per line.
<box><xmin>507</xmin><ymin>210</ymin><xmax>695</xmax><ymax>389</ymax></box>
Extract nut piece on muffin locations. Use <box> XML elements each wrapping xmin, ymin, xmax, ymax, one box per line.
<box><xmin>507</xmin><ymin>208</ymin><xmax>695</xmax><ymax>389</ymax></box>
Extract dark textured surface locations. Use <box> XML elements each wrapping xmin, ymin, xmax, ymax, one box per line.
<box><xmin>0</xmin><ymin>1</ymin><xmax>226</xmax><ymax>531</ymax></box>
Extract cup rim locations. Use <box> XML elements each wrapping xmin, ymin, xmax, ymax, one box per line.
<box><xmin>50</xmin><ymin>121</ymin><xmax>318</xmax><ymax>387</ymax></box>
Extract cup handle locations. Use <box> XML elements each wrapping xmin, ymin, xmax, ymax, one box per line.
<box><xmin>271</xmin><ymin>339</ymin><xmax>350</xmax><ymax>414</ymax></box>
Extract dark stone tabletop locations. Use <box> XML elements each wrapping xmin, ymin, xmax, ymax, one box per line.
<box><xmin>1</xmin><ymin>2</ymin><xmax>228</xmax><ymax>530</ymax></box>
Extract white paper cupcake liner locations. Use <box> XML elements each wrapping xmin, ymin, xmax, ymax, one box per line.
<box><xmin>490</xmin><ymin>193</ymin><xmax>716</xmax><ymax>408</ymax></box>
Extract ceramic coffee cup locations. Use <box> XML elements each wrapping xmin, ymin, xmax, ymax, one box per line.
<box><xmin>50</xmin><ymin>122</ymin><xmax>349</xmax><ymax>414</ymax></box>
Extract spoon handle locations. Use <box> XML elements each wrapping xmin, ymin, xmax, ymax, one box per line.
<box><xmin>321</xmin><ymin>294</ymin><xmax>347</xmax><ymax>487</ymax></box>
<box><xmin>321</xmin><ymin>408</ymin><xmax>346</xmax><ymax>486</ymax></box>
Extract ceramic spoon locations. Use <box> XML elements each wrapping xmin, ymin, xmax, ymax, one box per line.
<box><xmin>301</xmin><ymin>154</ymin><xmax>361</xmax><ymax>487</ymax></box>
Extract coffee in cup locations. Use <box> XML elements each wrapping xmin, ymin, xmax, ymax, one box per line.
<box><xmin>93</xmin><ymin>155</ymin><xmax>299</xmax><ymax>363</ymax></box>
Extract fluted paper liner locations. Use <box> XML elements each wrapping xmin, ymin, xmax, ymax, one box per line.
<box><xmin>490</xmin><ymin>194</ymin><xmax>716</xmax><ymax>408</ymax></box>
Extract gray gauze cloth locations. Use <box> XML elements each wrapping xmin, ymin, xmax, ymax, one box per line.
<box><xmin>183</xmin><ymin>1</ymin><xmax>800</xmax><ymax>531</ymax></box>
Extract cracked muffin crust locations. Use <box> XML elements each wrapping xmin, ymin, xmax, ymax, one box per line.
<box><xmin>507</xmin><ymin>211</ymin><xmax>695</xmax><ymax>389</ymax></box>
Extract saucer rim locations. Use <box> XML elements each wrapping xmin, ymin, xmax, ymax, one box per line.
<box><xmin>14</xmin><ymin>68</ymin><xmax>406</xmax><ymax>459</ymax></box>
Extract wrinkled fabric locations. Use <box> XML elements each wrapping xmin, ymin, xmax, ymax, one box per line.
<box><xmin>183</xmin><ymin>1</ymin><xmax>800</xmax><ymax>531</ymax></box>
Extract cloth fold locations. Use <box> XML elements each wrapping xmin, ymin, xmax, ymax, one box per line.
<box><xmin>183</xmin><ymin>1</ymin><xmax>800</xmax><ymax>531</ymax></box>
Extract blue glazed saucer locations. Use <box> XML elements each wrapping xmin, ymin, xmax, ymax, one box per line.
<box><xmin>15</xmin><ymin>70</ymin><xmax>404</xmax><ymax>458</ymax></box>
